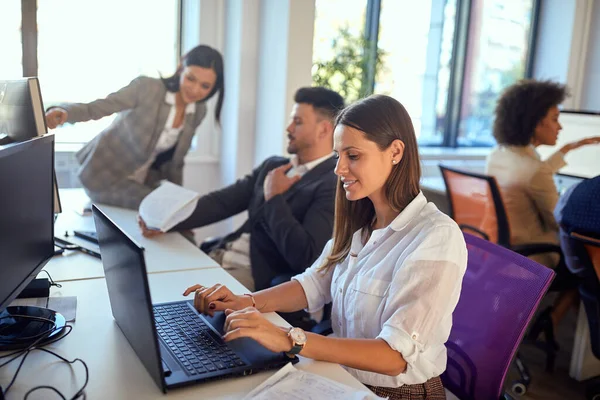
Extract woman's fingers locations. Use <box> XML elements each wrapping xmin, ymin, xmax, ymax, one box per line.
<box><xmin>183</xmin><ymin>284</ymin><xmax>205</xmax><ymax>296</ymax></box>
<box><xmin>222</xmin><ymin>327</ymin><xmax>255</xmax><ymax>343</ymax></box>
<box><xmin>224</xmin><ymin>318</ymin><xmax>259</xmax><ymax>333</ymax></box>
<box><xmin>45</xmin><ymin>109</ymin><xmax>67</xmax><ymax>129</ymax></box>
<box><xmin>223</xmin><ymin>307</ymin><xmax>260</xmax><ymax>331</ymax></box>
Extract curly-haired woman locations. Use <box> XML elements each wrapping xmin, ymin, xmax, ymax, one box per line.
<box><xmin>487</xmin><ymin>79</ymin><xmax>600</xmax><ymax>347</ymax></box>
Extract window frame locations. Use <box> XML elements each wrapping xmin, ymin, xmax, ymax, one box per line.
<box><xmin>360</xmin><ymin>0</ymin><xmax>542</xmax><ymax>148</ymax></box>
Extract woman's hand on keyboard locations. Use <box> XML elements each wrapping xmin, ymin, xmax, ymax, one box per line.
<box><xmin>183</xmin><ymin>284</ymin><xmax>251</xmax><ymax>317</ymax></box>
<box><xmin>222</xmin><ymin>308</ymin><xmax>291</xmax><ymax>353</ymax></box>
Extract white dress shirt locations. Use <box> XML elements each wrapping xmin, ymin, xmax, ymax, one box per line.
<box><xmin>129</xmin><ymin>92</ymin><xmax>195</xmax><ymax>183</ymax></box>
<box><xmin>293</xmin><ymin>192</ymin><xmax>467</xmax><ymax>387</ymax></box>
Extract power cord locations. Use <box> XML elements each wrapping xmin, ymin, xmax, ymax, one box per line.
<box><xmin>39</xmin><ymin>270</ymin><xmax>62</xmax><ymax>289</ymax></box>
<box><xmin>0</xmin><ymin>315</ymin><xmax>88</xmax><ymax>399</ymax></box>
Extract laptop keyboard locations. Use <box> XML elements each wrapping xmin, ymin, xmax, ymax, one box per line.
<box><xmin>153</xmin><ymin>303</ymin><xmax>247</xmax><ymax>376</ymax></box>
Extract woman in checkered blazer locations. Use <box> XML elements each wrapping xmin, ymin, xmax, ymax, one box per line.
<box><xmin>45</xmin><ymin>45</ymin><xmax>224</xmax><ymax>209</ymax></box>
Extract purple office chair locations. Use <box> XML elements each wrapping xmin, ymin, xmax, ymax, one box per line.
<box><xmin>442</xmin><ymin>233</ymin><xmax>555</xmax><ymax>399</ymax></box>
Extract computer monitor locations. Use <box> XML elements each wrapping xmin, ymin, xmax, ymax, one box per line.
<box><xmin>536</xmin><ymin>110</ymin><xmax>600</xmax><ymax>179</ymax></box>
<box><xmin>0</xmin><ymin>135</ymin><xmax>65</xmax><ymax>350</ymax></box>
<box><xmin>0</xmin><ymin>77</ymin><xmax>61</xmax><ymax>214</ymax></box>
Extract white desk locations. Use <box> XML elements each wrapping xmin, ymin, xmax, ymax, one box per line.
<box><xmin>47</xmin><ymin>189</ymin><xmax>219</xmax><ymax>282</ymax></box>
<box><xmin>0</xmin><ymin>268</ymin><xmax>368</xmax><ymax>399</ymax></box>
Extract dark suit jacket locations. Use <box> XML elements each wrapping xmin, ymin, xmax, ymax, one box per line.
<box><xmin>174</xmin><ymin>156</ymin><xmax>337</xmax><ymax>290</ymax></box>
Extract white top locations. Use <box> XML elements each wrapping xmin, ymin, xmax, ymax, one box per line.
<box><xmin>129</xmin><ymin>92</ymin><xmax>195</xmax><ymax>183</ymax></box>
<box><xmin>286</xmin><ymin>152</ymin><xmax>334</xmax><ymax>177</ymax></box>
<box><xmin>154</xmin><ymin>92</ymin><xmax>196</xmax><ymax>153</ymax></box>
<box><xmin>293</xmin><ymin>192</ymin><xmax>468</xmax><ymax>387</ymax></box>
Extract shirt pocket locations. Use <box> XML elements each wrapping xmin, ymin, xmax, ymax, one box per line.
<box><xmin>345</xmin><ymin>275</ymin><xmax>390</xmax><ymax>337</ymax></box>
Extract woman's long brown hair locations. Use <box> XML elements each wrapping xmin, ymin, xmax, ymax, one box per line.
<box><xmin>319</xmin><ymin>95</ymin><xmax>421</xmax><ymax>272</ymax></box>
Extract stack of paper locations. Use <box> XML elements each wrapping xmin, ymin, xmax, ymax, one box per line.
<box><xmin>243</xmin><ymin>363</ymin><xmax>385</xmax><ymax>400</ymax></box>
<box><xmin>138</xmin><ymin>182</ymin><xmax>200</xmax><ymax>232</ymax></box>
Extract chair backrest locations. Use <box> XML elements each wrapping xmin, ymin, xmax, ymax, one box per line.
<box><xmin>439</xmin><ymin>165</ymin><xmax>510</xmax><ymax>247</ymax></box>
<box><xmin>442</xmin><ymin>233</ymin><xmax>555</xmax><ymax>400</ymax></box>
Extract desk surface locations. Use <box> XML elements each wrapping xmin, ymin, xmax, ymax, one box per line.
<box><xmin>47</xmin><ymin>189</ymin><xmax>219</xmax><ymax>282</ymax></box>
<box><xmin>1</xmin><ymin>268</ymin><xmax>367</xmax><ymax>399</ymax></box>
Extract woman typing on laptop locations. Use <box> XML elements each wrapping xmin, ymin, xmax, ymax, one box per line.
<box><xmin>184</xmin><ymin>95</ymin><xmax>467</xmax><ymax>400</ymax></box>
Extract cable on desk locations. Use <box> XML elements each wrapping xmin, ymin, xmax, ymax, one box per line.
<box><xmin>39</xmin><ymin>269</ymin><xmax>62</xmax><ymax>288</ymax></box>
<box><xmin>0</xmin><ymin>320</ymin><xmax>88</xmax><ymax>399</ymax></box>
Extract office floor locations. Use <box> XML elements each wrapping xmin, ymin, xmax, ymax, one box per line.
<box><xmin>504</xmin><ymin>296</ymin><xmax>588</xmax><ymax>399</ymax></box>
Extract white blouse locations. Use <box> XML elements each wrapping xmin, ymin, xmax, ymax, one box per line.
<box><xmin>293</xmin><ymin>192</ymin><xmax>467</xmax><ymax>387</ymax></box>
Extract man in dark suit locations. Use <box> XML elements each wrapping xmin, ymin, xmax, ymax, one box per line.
<box><xmin>141</xmin><ymin>87</ymin><xmax>344</xmax><ymax>293</ymax></box>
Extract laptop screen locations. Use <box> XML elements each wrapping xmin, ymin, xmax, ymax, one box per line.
<box><xmin>92</xmin><ymin>205</ymin><xmax>165</xmax><ymax>392</ymax></box>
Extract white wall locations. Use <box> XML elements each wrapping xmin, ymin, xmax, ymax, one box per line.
<box><xmin>533</xmin><ymin>0</ymin><xmax>576</xmax><ymax>84</ymax></box>
<box><xmin>182</xmin><ymin>0</ymin><xmax>317</xmax><ymax>244</ymax></box>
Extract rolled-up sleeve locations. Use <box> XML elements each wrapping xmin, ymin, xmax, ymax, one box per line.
<box><xmin>292</xmin><ymin>240</ymin><xmax>334</xmax><ymax>313</ymax></box>
<box><xmin>374</xmin><ymin>225</ymin><xmax>467</xmax><ymax>385</ymax></box>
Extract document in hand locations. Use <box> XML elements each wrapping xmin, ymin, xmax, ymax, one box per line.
<box><xmin>243</xmin><ymin>363</ymin><xmax>384</xmax><ymax>400</ymax></box>
<box><xmin>138</xmin><ymin>181</ymin><xmax>200</xmax><ymax>232</ymax></box>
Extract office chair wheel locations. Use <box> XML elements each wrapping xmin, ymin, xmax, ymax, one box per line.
<box><xmin>511</xmin><ymin>380</ymin><xmax>527</xmax><ymax>397</ymax></box>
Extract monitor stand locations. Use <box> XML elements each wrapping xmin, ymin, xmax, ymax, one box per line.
<box><xmin>0</xmin><ymin>306</ymin><xmax>66</xmax><ymax>351</ymax></box>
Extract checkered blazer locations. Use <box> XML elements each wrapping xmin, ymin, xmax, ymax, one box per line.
<box><xmin>60</xmin><ymin>76</ymin><xmax>207</xmax><ymax>208</ymax></box>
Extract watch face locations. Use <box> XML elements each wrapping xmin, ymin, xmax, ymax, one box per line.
<box><xmin>290</xmin><ymin>328</ymin><xmax>307</xmax><ymax>345</ymax></box>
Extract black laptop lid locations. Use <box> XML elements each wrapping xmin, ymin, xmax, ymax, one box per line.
<box><xmin>92</xmin><ymin>205</ymin><xmax>166</xmax><ymax>392</ymax></box>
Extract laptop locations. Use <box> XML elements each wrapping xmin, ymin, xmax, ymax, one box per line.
<box><xmin>92</xmin><ymin>205</ymin><xmax>297</xmax><ymax>393</ymax></box>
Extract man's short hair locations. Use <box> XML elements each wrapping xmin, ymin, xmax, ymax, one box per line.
<box><xmin>294</xmin><ymin>87</ymin><xmax>345</xmax><ymax>121</ymax></box>
<box><xmin>493</xmin><ymin>80</ymin><xmax>568</xmax><ymax>146</ymax></box>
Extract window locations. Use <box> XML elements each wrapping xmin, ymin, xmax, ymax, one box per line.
<box><xmin>457</xmin><ymin>0</ymin><xmax>535</xmax><ymax>146</ymax></box>
<box><xmin>375</xmin><ymin>0</ymin><xmax>457</xmax><ymax>145</ymax></box>
<box><xmin>0</xmin><ymin>2</ymin><xmax>23</xmax><ymax>78</ymax></box>
<box><xmin>312</xmin><ymin>0</ymin><xmax>368</xmax><ymax>103</ymax></box>
<box><xmin>9</xmin><ymin>0</ymin><xmax>179</xmax><ymax>144</ymax></box>
<box><xmin>312</xmin><ymin>0</ymin><xmax>539</xmax><ymax>148</ymax></box>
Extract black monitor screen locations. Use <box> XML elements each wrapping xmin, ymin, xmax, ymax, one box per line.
<box><xmin>0</xmin><ymin>135</ymin><xmax>54</xmax><ymax>311</ymax></box>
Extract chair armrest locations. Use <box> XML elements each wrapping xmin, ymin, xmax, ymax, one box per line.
<box><xmin>459</xmin><ymin>224</ymin><xmax>490</xmax><ymax>241</ymax></box>
<box><xmin>511</xmin><ymin>243</ymin><xmax>562</xmax><ymax>257</ymax></box>
<box><xmin>571</xmin><ymin>232</ymin><xmax>600</xmax><ymax>247</ymax></box>
<box><xmin>200</xmin><ymin>236</ymin><xmax>222</xmax><ymax>253</ymax></box>
<box><xmin>511</xmin><ymin>243</ymin><xmax>564</xmax><ymax>268</ymax></box>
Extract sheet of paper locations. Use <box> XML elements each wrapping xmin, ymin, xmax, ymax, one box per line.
<box><xmin>243</xmin><ymin>363</ymin><xmax>385</xmax><ymax>400</ymax></box>
<box><xmin>138</xmin><ymin>181</ymin><xmax>200</xmax><ymax>231</ymax></box>
<box><xmin>10</xmin><ymin>296</ymin><xmax>78</xmax><ymax>322</ymax></box>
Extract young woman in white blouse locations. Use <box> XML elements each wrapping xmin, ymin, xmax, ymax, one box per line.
<box><xmin>185</xmin><ymin>95</ymin><xmax>467</xmax><ymax>399</ymax></box>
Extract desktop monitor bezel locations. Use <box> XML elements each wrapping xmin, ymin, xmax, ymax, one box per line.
<box><xmin>0</xmin><ymin>135</ymin><xmax>55</xmax><ymax>312</ymax></box>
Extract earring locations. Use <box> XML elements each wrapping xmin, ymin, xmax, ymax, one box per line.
<box><xmin>392</xmin><ymin>160</ymin><xmax>397</xmax><ymax>165</ymax></box>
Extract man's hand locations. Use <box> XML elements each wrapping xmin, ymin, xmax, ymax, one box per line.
<box><xmin>137</xmin><ymin>215</ymin><xmax>164</xmax><ymax>238</ymax></box>
<box><xmin>263</xmin><ymin>163</ymin><xmax>301</xmax><ymax>201</ymax></box>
